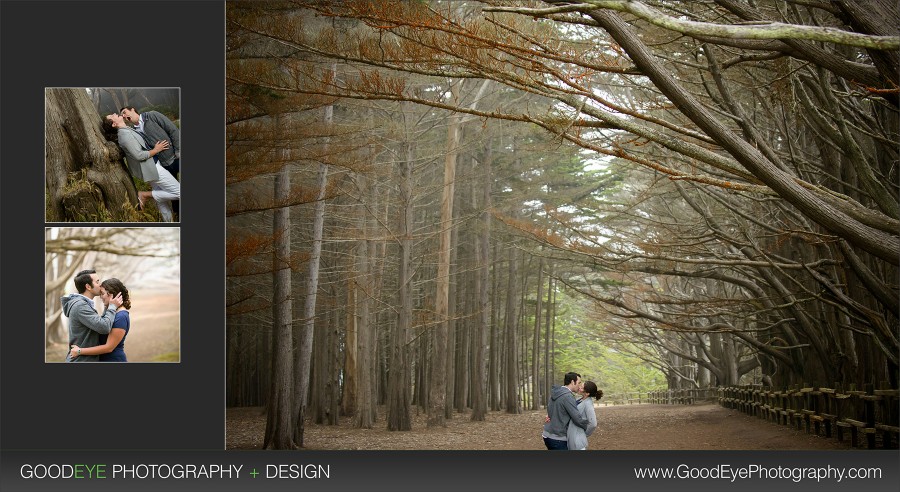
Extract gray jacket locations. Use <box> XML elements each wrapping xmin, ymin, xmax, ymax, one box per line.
<box><xmin>61</xmin><ymin>294</ymin><xmax>116</xmax><ymax>362</ymax></box>
<box><xmin>138</xmin><ymin>111</ymin><xmax>180</xmax><ymax>166</ymax></box>
<box><xmin>566</xmin><ymin>397</ymin><xmax>598</xmax><ymax>449</ymax></box>
<box><xmin>543</xmin><ymin>385</ymin><xmax>590</xmax><ymax>440</ymax></box>
<box><xmin>117</xmin><ymin>127</ymin><xmax>159</xmax><ymax>182</ymax></box>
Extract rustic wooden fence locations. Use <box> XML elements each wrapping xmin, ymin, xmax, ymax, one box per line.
<box><xmin>718</xmin><ymin>383</ymin><xmax>899</xmax><ymax>449</ymax></box>
<box><xmin>601</xmin><ymin>388</ymin><xmax>718</xmax><ymax>406</ymax></box>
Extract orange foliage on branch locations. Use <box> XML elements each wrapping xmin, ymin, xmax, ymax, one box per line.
<box><xmin>492</xmin><ymin>209</ymin><xmax>567</xmax><ymax>249</ymax></box>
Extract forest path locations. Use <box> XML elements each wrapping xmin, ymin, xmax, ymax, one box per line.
<box><xmin>226</xmin><ymin>402</ymin><xmax>851</xmax><ymax>450</ymax></box>
<box><xmin>122</xmin><ymin>291</ymin><xmax>180</xmax><ymax>362</ymax></box>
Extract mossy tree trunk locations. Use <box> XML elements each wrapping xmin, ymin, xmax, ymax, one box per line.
<box><xmin>45</xmin><ymin>88</ymin><xmax>136</xmax><ymax>222</ymax></box>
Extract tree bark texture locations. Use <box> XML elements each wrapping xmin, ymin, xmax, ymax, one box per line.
<box><xmin>387</xmin><ymin>140</ymin><xmax>414</xmax><ymax>431</ymax></box>
<box><xmin>264</xmin><ymin>152</ymin><xmax>294</xmax><ymax>449</ymax></box>
<box><xmin>45</xmin><ymin>88</ymin><xmax>136</xmax><ymax>222</ymax></box>
<box><xmin>429</xmin><ymin>84</ymin><xmax>462</xmax><ymax>427</ymax></box>
<box><xmin>504</xmin><ymin>241</ymin><xmax>522</xmax><ymax>414</ymax></box>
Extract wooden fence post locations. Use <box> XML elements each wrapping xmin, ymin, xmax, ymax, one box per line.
<box><xmin>874</xmin><ymin>381</ymin><xmax>899</xmax><ymax>449</ymax></box>
<box><xmin>863</xmin><ymin>383</ymin><xmax>877</xmax><ymax>449</ymax></box>
<box><xmin>834</xmin><ymin>382</ymin><xmax>848</xmax><ymax>443</ymax></box>
<box><xmin>820</xmin><ymin>383</ymin><xmax>836</xmax><ymax>438</ymax></box>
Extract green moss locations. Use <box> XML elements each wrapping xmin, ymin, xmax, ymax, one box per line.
<box><xmin>57</xmin><ymin>169</ymin><xmax>167</xmax><ymax>222</ymax></box>
<box><xmin>151</xmin><ymin>351</ymin><xmax>180</xmax><ymax>363</ymax></box>
<box><xmin>62</xmin><ymin>169</ymin><xmax>98</xmax><ymax>195</ymax></box>
<box><xmin>60</xmin><ymin>170</ymin><xmax>114</xmax><ymax>222</ymax></box>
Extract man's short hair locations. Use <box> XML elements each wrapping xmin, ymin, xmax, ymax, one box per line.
<box><xmin>120</xmin><ymin>106</ymin><xmax>138</xmax><ymax>114</ymax></box>
<box><xmin>73</xmin><ymin>269</ymin><xmax>96</xmax><ymax>294</ymax></box>
<box><xmin>563</xmin><ymin>372</ymin><xmax>581</xmax><ymax>385</ymax></box>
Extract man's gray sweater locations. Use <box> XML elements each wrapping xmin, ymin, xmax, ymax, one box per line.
<box><xmin>61</xmin><ymin>294</ymin><xmax>115</xmax><ymax>362</ymax></box>
<box><xmin>543</xmin><ymin>385</ymin><xmax>590</xmax><ymax>440</ymax></box>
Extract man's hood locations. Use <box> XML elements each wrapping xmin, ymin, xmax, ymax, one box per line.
<box><xmin>60</xmin><ymin>294</ymin><xmax>87</xmax><ymax>317</ymax></box>
<box><xmin>550</xmin><ymin>385</ymin><xmax>573</xmax><ymax>401</ymax></box>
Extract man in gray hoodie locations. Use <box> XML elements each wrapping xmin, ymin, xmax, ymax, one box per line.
<box><xmin>60</xmin><ymin>269</ymin><xmax>123</xmax><ymax>362</ymax></box>
<box><xmin>121</xmin><ymin>107</ymin><xmax>180</xmax><ymax>179</ymax></box>
<box><xmin>542</xmin><ymin>372</ymin><xmax>590</xmax><ymax>450</ymax></box>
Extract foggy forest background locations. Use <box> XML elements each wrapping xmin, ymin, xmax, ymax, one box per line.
<box><xmin>224</xmin><ymin>1</ymin><xmax>899</xmax><ymax>449</ymax></box>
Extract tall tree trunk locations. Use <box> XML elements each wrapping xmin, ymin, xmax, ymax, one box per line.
<box><xmin>311</xmin><ymin>301</ymin><xmax>327</xmax><ymax>424</ymax></box>
<box><xmin>293</xmin><ymin>146</ymin><xmax>329</xmax><ymax>445</ymax></box>
<box><xmin>342</xmin><ymin>273</ymin><xmax>358</xmax><ymax>417</ymax></box>
<box><xmin>505</xmin><ymin>240</ymin><xmax>522</xmax><ymax>414</ymax></box>
<box><xmin>531</xmin><ymin>256</ymin><xmax>544</xmax><ymax>410</ymax></box>
<box><xmin>471</xmin><ymin>146</ymin><xmax>492</xmax><ymax>421</ymax></box>
<box><xmin>724</xmin><ymin>334</ymin><xmax>740</xmax><ymax>386</ymax></box>
<box><xmin>416</xmin><ymin>325</ymin><xmax>429</xmax><ymax>410</ymax></box>
<box><xmin>455</xmin><ymin>212</ymin><xmax>471</xmax><ymax>413</ymax></box>
<box><xmin>490</xmin><ymin>241</ymin><xmax>501</xmax><ymax>411</ymax></box>
<box><xmin>45</xmin><ymin>88</ymin><xmax>137</xmax><ymax>222</ymax></box>
<box><xmin>519</xmin><ymin>256</ymin><xmax>530</xmax><ymax>409</ymax></box>
<box><xmin>328</xmin><ymin>298</ymin><xmax>341</xmax><ymax>424</ymax></box>
<box><xmin>257</xmin><ymin>324</ymin><xmax>269</xmax><ymax>406</ymax></box>
<box><xmin>453</xmin><ymin>179</ymin><xmax>475</xmax><ymax>412</ymax></box>
<box><xmin>462</xmin><ymin>282</ymin><xmax>474</xmax><ymax>410</ymax></box>
<box><xmin>445</xmin><ymin>201</ymin><xmax>460</xmax><ymax>419</ymax></box>
<box><xmin>388</xmin><ymin>140</ymin><xmax>414</xmax><ymax>431</ymax></box>
<box><xmin>372</xmin><ymin>188</ymin><xmax>390</xmax><ymax>408</ymax></box>
<box><xmin>368</xmin><ymin>214</ymin><xmax>381</xmax><ymax>417</ymax></box>
<box><xmin>543</xmin><ymin>263</ymin><xmax>554</xmax><ymax>406</ymax></box>
<box><xmin>355</xmin><ymin>173</ymin><xmax>376</xmax><ymax>428</ymax></box>
<box><xmin>550</xmin><ymin>278</ymin><xmax>557</xmax><ymax>394</ymax></box>
<box><xmin>429</xmin><ymin>82</ymin><xmax>462</xmax><ymax>427</ymax></box>
<box><xmin>263</xmin><ymin>135</ymin><xmax>294</xmax><ymax>449</ymax></box>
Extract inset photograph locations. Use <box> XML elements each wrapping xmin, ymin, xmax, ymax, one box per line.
<box><xmin>45</xmin><ymin>88</ymin><xmax>181</xmax><ymax>222</ymax></box>
<box><xmin>45</xmin><ymin>227</ymin><xmax>181</xmax><ymax>363</ymax></box>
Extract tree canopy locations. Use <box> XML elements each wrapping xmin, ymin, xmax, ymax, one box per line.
<box><xmin>226</xmin><ymin>0</ymin><xmax>899</xmax><ymax>447</ymax></box>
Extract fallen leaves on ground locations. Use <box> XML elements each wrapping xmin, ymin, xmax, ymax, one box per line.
<box><xmin>226</xmin><ymin>402</ymin><xmax>852</xmax><ymax>451</ymax></box>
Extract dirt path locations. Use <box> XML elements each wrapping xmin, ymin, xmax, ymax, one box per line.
<box><xmin>123</xmin><ymin>291</ymin><xmax>180</xmax><ymax>362</ymax></box>
<box><xmin>226</xmin><ymin>402</ymin><xmax>852</xmax><ymax>450</ymax></box>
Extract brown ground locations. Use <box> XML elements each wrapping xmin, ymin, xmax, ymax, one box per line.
<box><xmin>46</xmin><ymin>290</ymin><xmax>180</xmax><ymax>362</ymax></box>
<box><xmin>226</xmin><ymin>402</ymin><xmax>852</xmax><ymax>450</ymax></box>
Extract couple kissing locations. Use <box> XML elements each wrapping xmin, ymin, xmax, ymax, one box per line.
<box><xmin>542</xmin><ymin>372</ymin><xmax>603</xmax><ymax>450</ymax></box>
<box><xmin>61</xmin><ymin>269</ymin><xmax>132</xmax><ymax>362</ymax></box>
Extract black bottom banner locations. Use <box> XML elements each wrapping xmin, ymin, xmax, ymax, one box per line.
<box><xmin>2</xmin><ymin>450</ymin><xmax>898</xmax><ymax>492</ymax></box>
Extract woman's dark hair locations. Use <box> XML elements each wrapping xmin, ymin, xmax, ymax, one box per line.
<box><xmin>101</xmin><ymin>278</ymin><xmax>131</xmax><ymax>309</ymax></box>
<box><xmin>101</xmin><ymin>116</ymin><xmax>118</xmax><ymax>142</ymax></box>
<box><xmin>583</xmin><ymin>381</ymin><xmax>602</xmax><ymax>400</ymax></box>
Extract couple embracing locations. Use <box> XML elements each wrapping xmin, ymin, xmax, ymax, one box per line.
<box><xmin>61</xmin><ymin>269</ymin><xmax>132</xmax><ymax>362</ymax></box>
<box><xmin>102</xmin><ymin>107</ymin><xmax>181</xmax><ymax>222</ymax></box>
<box><xmin>542</xmin><ymin>372</ymin><xmax>603</xmax><ymax>450</ymax></box>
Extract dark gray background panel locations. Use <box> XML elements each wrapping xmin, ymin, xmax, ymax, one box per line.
<box><xmin>0</xmin><ymin>0</ymin><xmax>225</xmax><ymax>450</ymax></box>
<box><xmin>3</xmin><ymin>3</ymin><xmax>899</xmax><ymax>492</ymax></box>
